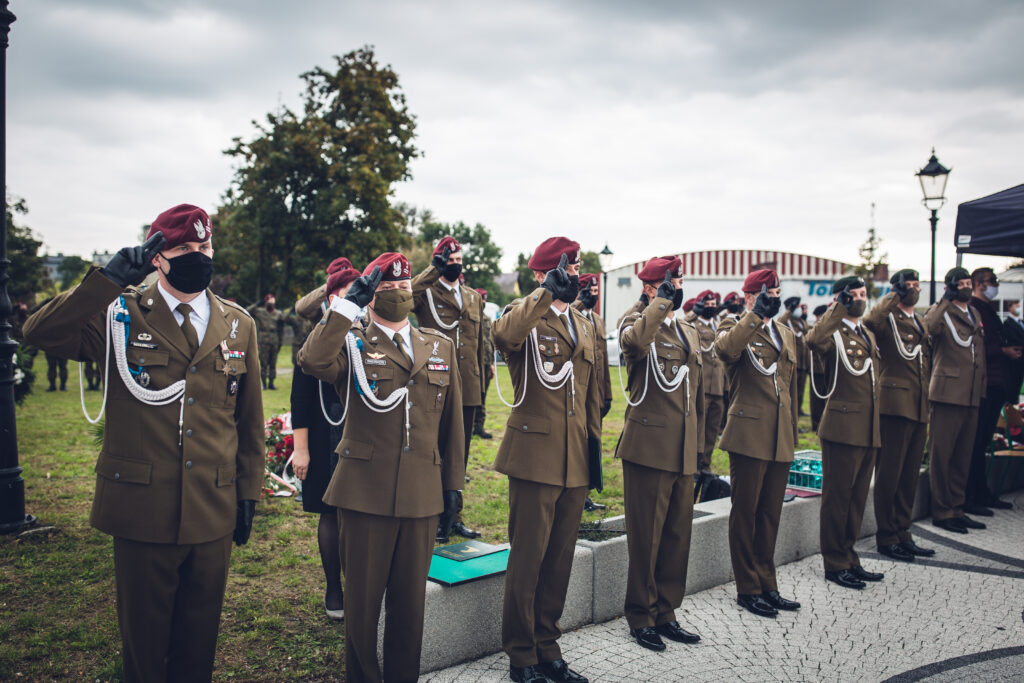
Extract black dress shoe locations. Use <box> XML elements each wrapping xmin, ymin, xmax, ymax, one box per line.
<box><xmin>435</xmin><ymin>530</ymin><xmax>449</xmax><ymax>544</ymax></box>
<box><xmin>933</xmin><ymin>517</ymin><xmax>968</xmax><ymax>534</ymax></box>
<box><xmin>655</xmin><ymin>620</ymin><xmax>701</xmax><ymax>643</ymax></box>
<box><xmin>451</xmin><ymin>521</ymin><xmax>481</xmax><ymax>538</ymax></box>
<box><xmin>988</xmin><ymin>497</ymin><xmax>1013</xmax><ymax>510</ymax></box>
<box><xmin>537</xmin><ymin>658</ymin><xmax>588</xmax><ymax>683</ymax></box>
<box><xmin>958</xmin><ymin>515</ymin><xmax>986</xmax><ymax>530</ymax></box>
<box><xmin>736</xmin><ymin>593</ymin><xmax>777</xmax><ymax>618</ymax></box>
<box><xmin>630</xmin><ymin>626</ymin><xmax>666</xmax><ymax>651</ymax></box>
<box><xmin>475</xmin><ymin>429</ymin><xmax>494</xmax><ymax>439</ymax></box>
<box><xmin>583</xmin><ymin>497</ymin><xmax>606</xmax><ymax>512</ymax></box>
<box><xmin>878</xmin><ymin>543</ymin><xmax>915</xmax><ymax>562</ymax></box>
<box><xmin>825</xmin><ymin>569</ymin><xmax>866</xmax><ymax>589</ymax></box>
<box><xmin>849</xmin><ymin>565</ymin><xmax>884</xmax><ymax>581</ymax></box>
<box><xmin>900</xmin><ymin>539</ymin><xmax>935</xmax><ymax>557</ymax></box>
<box><xmin>761</xmin><ymin>590</ymin><xmax>800</xmax><ymax>610</ymax></box>
<box><xmin>509</xmin><ymin>664</ymin><xmax>548</xmax><ymax>683</ymax></box>
<box><xmin>963</xmin><ymin>503</ymin><xmax>994</xmax><ymax>517</ymax></box>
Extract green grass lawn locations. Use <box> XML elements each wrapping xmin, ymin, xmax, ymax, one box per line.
<box><xmin>1</xmin><ymin>347</ymin><xmax>821</xmax><ymax>681</ymax></box>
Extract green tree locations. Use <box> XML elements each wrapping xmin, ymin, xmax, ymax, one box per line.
<box><xmin>58</xmin><ymin>255</ymin><xmax>90</xmax><ymax>289</ymax></box>
<box><xmin>855</xmin><ymin>225</ymin><xmax>888</xmax><ymax>299</ymax></box>
<box><xmin>219</xmin><ymin>46</ymin><xmax>419</xmax><ymax>305</ymax></box>
<box><xmin>580</xmin><ymin>250</ymin><xmax>602</xmax><ymax>276</ymax></box>
<box><xmin>418</xmin><ymin>220</ymin><xmax>503</xmax><ymax>290</ymax></box>
<box><xmin>5</xmin><ymin>195</ymin><xmax>48</xmax><ymax>305</ymax></box>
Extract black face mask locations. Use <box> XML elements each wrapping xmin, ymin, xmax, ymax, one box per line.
<box><xmin>700</xmin><ymin>305</ymin><xmax>718</xmax><ymax>319</ymax></box>
<box><xmin>672</xmin><ymin>289</ymin><xmax>684</xmax><ymax>311</ymax></box>
<box><xmin>578</xmin><ymin>289</ymin><xmax>597</xmax><ymax>309</ymax></box>
<box><xmin>726</xmin><ymin>301</ymin><xmax>743</xmax><ymax>314</ymax></box>
<box><xmin>765</xmin><ymin>296</ymin><xmax>782</xmax><ymax>318</ymax></box>
<box><xmin>160</xmin><ymin>251</ymin><xmax>213</xmax><ymax>294</ymax></box>
<box><xmin>442</xmin><ymin>262</ymin><xmax>462</xmax><ymax>283</ymax></box>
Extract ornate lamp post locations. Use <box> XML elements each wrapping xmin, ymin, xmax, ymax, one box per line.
<box><xmin>0</xmin><ymin>2</ymin><xmax>30</xmax><ymax>534</ymax></box>
<box><xmin>599</xmin><ymin>243</ymin><xmax>613</xmax><ymax>317</ymax></box>
<box><xmin>916</xmin><ymin>148</ymin><xmax>952</xmax><ymax>305</ymax></box>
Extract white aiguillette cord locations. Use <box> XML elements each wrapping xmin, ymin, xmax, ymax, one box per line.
<box><xmin>943</xmin><ymin>310</ymin><xmax>976</xmax><ymax>366</ymax></box>
<box><xmin>808</xmin><ymin>328</ymin><xmax>873</xmax><ymax>400</ymax></box>
<box><xmin>494</xmin><ymin>327</ymin><xmax>575</xmax><ymax>409</ymax></box>
<box><xmin>424</xmin><ymin>287</ymin><xmax>460</xmax><ymax>349</ymax></box>
<box><xmin>338</xmin><ymin>331</ymin><xmax>411</xmax><ymax>447</ymax></box>
<box><xmin>616</xmin><ymin>320</ymin><xmax>690</xmax><ymax>410</ymax></box>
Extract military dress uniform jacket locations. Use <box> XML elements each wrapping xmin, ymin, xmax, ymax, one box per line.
<box><xmin>617</xmin><ymin>298</ymin><xmax>705</xmax><ymax>474</ymax></box>
<box><xmin>863</xmin><ymin>293</ymin><xmax>931</xmax><ymax>422</ymax></box>
<box><xmin>924</xmin><ymin>299</ymin><xmax>986</xmax><ymax>407</ymax></box>
<box><xmin>572</xmin><ymin>302</ymin><xmax>613</xmax><ymax>403</ymax></box>
<box><xmin>617</xmin><ymin>299</ymin><xmax>648</xmax><ymax>329</ymax></box>
<box><xmin>295</xmin><ymin>283</ymin><xmax>329</xmax><ymax>322</ymax></box>
<box><xmin>778</xmin><ymin>310</ymin><xmax>809</xmax><ymax>372</ymax></box>
<box><xmin>690</xmin><ymin>315</ymin><xmax>724</xmax><ymax>396</ymax></box>
<box><xmin>412</xmin><ymin>265</ymin><xmax>487</xmax><ymax>406</ymax></box>
<box><xmin>298</xmin><ymin>312</ymin><xmax>466</xmax><ymax>517</ymax></box>
<box><xmin>715</xmin><ymin>311</ymin><xmax>799</xmax><ymax>462</ymax></box>
<box><xmin>23</xmin><ymin>268</ymin><xmax>265</xmax><ymax>545</ymax></box>
<box><xmin>493</xmin><ymin>288</ymin><xmax>602</xmax><ymax>488</ymax></box>
<box><xmin>805</xmin><ymin>304</ymin><xmax>882</xmax><ymax>448</ymax></box>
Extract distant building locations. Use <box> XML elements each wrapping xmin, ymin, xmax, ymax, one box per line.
<box><xmin>42</xmin><ymin>253</ymin><xmax>64</xmax><ymax>284</ymax></box>
<box><xmin>494</xmin><ymin>272</ymin><xmax>520</xmax><ymax>296</ymax></box>
<box><xmin>92</xmin><ymin>251</ymin><xmax>116</xmax><ymax>267</ymax></box>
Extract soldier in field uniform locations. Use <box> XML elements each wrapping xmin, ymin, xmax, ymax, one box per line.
<box><xmin>807</xmin><ymin>276</ymin><xmax>885</xmax><ymax>590</ymax></box>
<box><xmin>411</xmin><ymin>236</ymin><xmax>486</xmax><ymax>541</ymax></box>
<box><xmin>687</xmin><ymin>290</ymin><xmax>724</xmax><ymax>472</ymax></box>
<box><xmin>715</xmin><ymin>269</ymin><xmax>801</xmax><ymax>619</ymax></box>
<box><xmin>863</xmin><ymin>269</ymin><xmax>935</xmax><ymax>561</ymax></box>
<box><xmin>248</xmin><ymin>293</ymin><xmax>285</xmax><ymax>389</ymax></box>
<box><xmin>493</xmin><ymin>238</ymin><xmax>602</xmax><ymax>683</ymax></box>
<box><xmin>298</xmin><ymin>252</ymin><xmax>465</xmax><ymax>683</ymax></box>
<box><xmin>618</xmin><ymin>257</ymin><xmax>704</xmax><ymax>652</ymax></box>
<box><xmin>473</xmin><ymin>287</ymin><xmax>497</xmax><ymax>439</ymax></box>
<box><xmin>779</xmin><ymin>296</ymin><xmax>809</xmax><ymax>416</ymax></box>
<box><xmin>24</xmin><ymin>204</ymin><xmax>264</xmax><ymax>683</ymax></box>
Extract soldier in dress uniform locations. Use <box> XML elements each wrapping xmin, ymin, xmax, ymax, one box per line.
<box><xmin>715</xmin><ymin>269</ymin><xmax>801</xmax><ymax>618</ymax></box>
<box><xmin>806</xmin><ymin>276</ymin><xmax>885</xmax><ymax>589</ymax></box>
<box><xmin>618</xmin><ymin>258</ymin><xmax>704</xmax><ymax>652</ymax></box>
<box><xmin>718</xmin><ymin>291</ymin><xmax>743</xmax><ymax>430</ymax></box>
<box><xmin>779</xmin><ymin>296</ymin><xmax>809</xmax><ymax>417</ymax></box>
<box><xmin>248</xmin><ymin>293</ymin><xmax>285</xmax><ymax>389</ymax></box>
<box><xmin>473</xmin><ymin>288</ymin><xmax>497</xmax><ymax>439</ymax></box>
<box><xmin>862</xmin><ymin>269</ymin><xmax>935</xmax><ymax>562</ymax></box>
<box><xmin>687</xmin><ymin>290</ymin><xmax>724</xmax><ymax>472</ymax></box>
<box><xmin>808</xmin><ymin>304</ymin><xmax>829</xmax><ymax>431</ymax></box>
<box><xmin>574</xmin><ymin>273</ymin><xmax>613</xmax><ymax>511</ymax></box>
<box><xmin>493</xmin><ymin>239</ymin><xmax>602</xmax><ymax>683</ymax></box>
<box><xmin>24</xmin><ymin>204</ymin><xmax>264</xmax><ymax>683</ymax></box>
<box><xmin>412</xmin><ymin>236</ymin><xmax>485</xmax><ymax>541</ymax></box>
<box><xmin>298</xmin><ymin>252</ymin><xmax>465</xmax><ymax>683</ymax></box>
<box><xmin>925</xmin><ymin>267</ymin><xmax>987</xmax><ymax>533</ymax></box>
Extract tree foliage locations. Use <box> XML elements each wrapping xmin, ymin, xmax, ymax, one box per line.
<box><xmin>217</xmin><ymin>46</ymin><xmax>419</xmax><ymax>305</ymax></box>
<box><xmin>58</xmin><ymin>255</ymin><xmax>90</xmax><ymax>290</ymax></box>
<box><xmin>5</xmin><ymin>195</ymin><xmax>49</xmax><ymax>305</ymax></box>
<box><xmin>855</xmin><ymin>225</ymin><xmax>888</xmax><ymax>298</ymax></box>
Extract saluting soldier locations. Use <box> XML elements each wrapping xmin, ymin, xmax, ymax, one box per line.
<box><xmin>493</xmin><ymin>238</ymin><xmax>602</xmax><ymax>683</ymax></box>
<box><xmin>863</xmin><ymin>269</ymin><xmax>934</xmax><ymax>561</ymax></box>
<box><xmin>473</xmin><ymin>287</ymin><xmax>497</xmax><ymax>439</ymax></box>
<box><xmin>24</xmin><ymin>204</ymin><xmax>264</xmax><ymax>682</ymax></box>
<box><xmin>298</xmin><ymin>252</ymin><xmax>465</xmax><ymax>683</ymax></box>
<box><xmin>248</xmin><ymin>293</ymin><xmax>285</xmax><ymax>389</ymax></box>
<box><xmin>574</xmin><ymin>273</ymin><xmax>613</xmax><ymax>511</ymax></box>
<box><xmin>808</xmin><ymin>304</ymin><xmax>829</xmax><ymax>431</ymax></box>
<box><xmin>412</xmin><ymin>236</ymin><xmax>486</xmax><ymax>541</ymax></box>
<box><xmin>294</xmin><ymin>257</ymin><xmax>357</xmax><ymax>320</ymax></box>
<box><xmin>779</xmin><ymin>296</ymin><xmax>810</xmax><ymax>417</ymax></box>
<box><xmin>925</xmin><ymin>267</ymin><xmax>987</xmax><ymax>533</ymax></box>
<box><xmin>807</xmin><ymin>276</ymin><xmax>884</xmax><ymax>589</ymax></box>
<box><xmin>718</xmin><ymin>291</ymin><xmax>744</xmax><ymax>429</ymax></box>
<box><xmin>688</xmin><ymin>290</ymin><xmax>725</xmax><ymax>472</ymax></box>
<box><xmin>715</xmin><ymin>269</ymin><xmax>801</xmax><ymax>618</ymax></box>
<box><xmin>618</xmin><ymin>258</ymin><xmax>704</xmax><ymax>652</ymax></box>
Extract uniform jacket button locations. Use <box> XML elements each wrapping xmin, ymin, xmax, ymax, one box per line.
<box><xmin>738</xmin><ymin>410</ymin><xmax>744</xmax><ymax>415</ymax></box>
<box><xmin>408</xmin><ymin>380</ymin><xmax>415</xmax><ymax>386</ymax></box>
<box><xmin>522</xmin><ymin>425</ymin><xmax>528</xmax><ymax>431</ymax></box>
<box><xmin>185</xmin><ymin>429</ymin><xmax>193</xmax><ymax>437</ymax></box>
<box><xmin>114</xmin><ymin>472</ymin><xmax>120</xmax><ymax>479</ymax></box>
<box><xmin>185</xmin><ymin>461</ymin><xmax>192</xmax><ymax>469</ymax></box>
<box><xmin>190</xmin><ymin>366</ymin><xmax>197</xmax><ymax>374</ymax></box>
<box><xmin>139</xmin><ymin>357</ymin><xmax>145</xmax><ymax>364</ymax></box>
<box><xmin>187</xmin><ymin>397</ymin><xmax>195</xmax><ymax>405</ymax></box>
<box><xmin>641</xmin><ymin>417</ymin><xmax>648</xmax><ymax>424</ymax></box>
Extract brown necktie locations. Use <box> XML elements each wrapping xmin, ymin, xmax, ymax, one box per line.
<box><xmin>177</xmin><ymin>303</ymin><xmax>199</xmax><ymax>356</ymax></box>
<box><xmin>393</xmin><ymin>331</ymin><xmax>412</xmax><ymax>367</ymax></box>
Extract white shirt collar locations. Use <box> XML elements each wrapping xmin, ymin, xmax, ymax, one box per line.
<box><xmin>157</xmin><ymin>281</ymin><xmax>209</xmax><ymax>322</ymax></box>
<box><xmin>841</xmin><ymin>318</ymin><xmax>861</xmax><ymax>331</ymax></box>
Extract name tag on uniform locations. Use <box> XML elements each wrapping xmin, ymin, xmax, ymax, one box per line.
<box><xmin>427</xmin><ymin>363</ymin><xmax>449</xmax><ymax>372</ymax></box>
<box><xmin>365</xmin><ymin>358</ymin><xmax>387</xmax><ymax>366</ymax></box>
<box><xmin>129</xmin><ymin>341</ymin><xmax>158</xmax><ymax>349</ymax></box>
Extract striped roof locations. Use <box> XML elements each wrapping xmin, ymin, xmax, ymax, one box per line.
<box><xmin>632</xmin><ymin>250</ymin><xmax>854</xmax><ymax>279</ymax></box>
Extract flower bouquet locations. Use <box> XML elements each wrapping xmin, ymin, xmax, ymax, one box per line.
<box><xmin>264</xmin><ymin>412</ymin><xmax>299</xmax><ymax>497</ymax></box>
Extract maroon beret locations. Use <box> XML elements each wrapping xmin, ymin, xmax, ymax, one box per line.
<box><xmin>264</xmin><ymin>293</ymin><xmax>275</xmax><ymax>302</ymax></box>
<box><xmin>578</xmin><ymin>273</ymin><xmax>599</xmax><ymax>289</ymax></box>
<box><xmin>637</xmin><ymin>256</ymin><xmax>683</xmax><ymax>283</ymax></box>
<box><xmin>433</xmin><ymin>236</ymin><xmax>462</xmax><ymax>257</ymax></box>
<box><xmin>528</xmin><ymin>237</ymin><xmax>581</xmax><ymax>271</ymax></box>
<box><xmin>326</xmin><ymin>257</ymin><xmax>354</xmax><ymax>276</ymax></box>
<box><xmin>742</xmin><ymin>268</ymin><xmax>780</xmax><ymax>293</ymax></box>
<box><xmin>722</xmin><ymin>291</ymin><xmax>740</xmax><ymax>303</ymax></box>
<box><xmin>682</xmin><ymin>297</ymin><xmax>696</xmax><ymax>313</ymax></box>
<box><xmin>363</xmin><ymin>252</ymin><xmax>411</xmax><ymax>281</ymax></box>
<box><xmin>475</xmin><ymin>288</ymin><xmax>488</xmax><ymax>299</ymax></box>
<box><xmin>326</xmin><ymin>267</ymin><xmax>361</xmax><ymax>296</ymax></box>
<box><xmin>695</xmin><ymin>289</ymin><xmax>717</xmax><ymax>303</ymax></box>
<box><xmin>147</xmin><ymin>204</ymin><xmax>211</xmax><ymax>250</ymax></box>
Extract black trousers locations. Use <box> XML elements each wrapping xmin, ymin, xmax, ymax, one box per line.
<box><xmin>966</xmin><ymin>390</ymin><xmax>1003</xmax><ymax>505</ymax></box>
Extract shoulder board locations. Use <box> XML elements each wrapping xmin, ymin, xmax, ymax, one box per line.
<box><xmin>419</xmin><ymin>327</ymin><xmax>449</xmax><ymax>338</ymax></box>
<box><xmin>679</xmin><ymin>319</ymin><xmax>697</xmax><ymax>331</ymax></box>
<box><xmin>217</xmin><ymin>297</ymin><xmax>254</xmax><ymax>320</ymax></box>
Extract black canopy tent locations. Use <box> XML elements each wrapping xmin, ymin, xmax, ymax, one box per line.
<box><xmin>954</xmin><ymin>183</ymin><xmax>1024</xmax><ymax>258</ymax></box>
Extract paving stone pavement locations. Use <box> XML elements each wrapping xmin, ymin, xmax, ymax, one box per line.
<box><xmin>420</xmin><ymin>489</ymin><xmax>1024</xmax><ymax>682</ymax></box>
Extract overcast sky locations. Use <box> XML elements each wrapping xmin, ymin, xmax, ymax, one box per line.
<box><xmin>9</xmin><ymin>0</ymin><xmax>1024</xmax><ymax>278</ymax></box>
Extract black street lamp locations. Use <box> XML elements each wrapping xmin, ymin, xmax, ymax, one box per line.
<box><xmin>0</xmin><ymin>2</ymin><xmax>29</xmax><ymax>534</ymax></box>
<box><xmin>599</xmin><ymin>243</ymin><xmax>613</xmax><ymax>318</ymax></box>
<box><xmin>916</xmin><ymin>148</ymin><xmax>951</xmax><ymax>305</ymax></box>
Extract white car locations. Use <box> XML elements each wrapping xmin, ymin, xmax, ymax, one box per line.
<box><xmin>606</xmin><ymin>327</ymin><xmax>622</xmax><ymax>366</ymax></box>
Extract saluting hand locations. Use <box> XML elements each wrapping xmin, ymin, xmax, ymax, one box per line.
<box><xmin>752</xmin><ymin>285</ymin><xmax>773</xmax><ymax>320</ymax></box>
<box><xmin>892</xmin><ymin>272</ymin><xmax>909</xmax><ymax>299</ymax></box>
<box><xmin>432</xmin><ymin>245</ymin><xmax>451</xmax><ymax>272</ymax></box>
<box><xmin>656</xmin><ymin>270</ymin><xmax>676</xmax><ymax>300</ymax></box>
<box><xmin>345</xmin><ymin>266</ymin><xmax>382</xmax><ymax>308</ymax></box>
<box><xmin>102</xmin><ymin>231</ymin><xmax>166</xmax><ymax>287</ymax></box>
<box><xmin>837</xmin><ymin>285</ymin><xmax>854</xmax><ymax>310</ymax></box>
<box><xmin>542</xmin><ymin>253</ymin><xmax>576</xmax><ymax>303</ymax></box>
<box><xmin>942</xmin><ymin>282</ymin><xmax>958</xmax><ymax>302</ymax></box>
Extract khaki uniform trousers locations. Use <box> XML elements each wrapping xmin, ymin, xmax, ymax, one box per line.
<box><xmin>699</xmin><ymin>394</ymin><xmax>725</xmax><ymax>471</ymax></box>
<box><xmin>820</xmin><ymin>440</ymin><xmax>875</xmax><ymax>572</ymax></box>
<box><xmin>113</xmin><ymin>534</ymin><xmax>232</xmax><ymax>683</ymax></box>
<box><xmin>874</xmin><ymin>415</ymin><xmax>927</xmax><ymax>546</ymax></box>
<box><xmin>928</xmin><ymin>402</ymin><xmax>978</xmax><ymax>521</ymax></box>
<box><xmin>503</xmin><ymin>479</ymin><xmax>587</xmax><ymax>668</ymax></box>
<box><xmin>622</xmin><ymin>461</ymin><xmax>694</xmax><ymax>629</ymax></box>
<box><xmin>796</xmin><ymin>368</ymin><xmax>808</xmax><ymax>415</ymax></box>
<box><xmin>340</xmin><ymin>510</ymin><xmax>437</xmax><ymax>683</ymax></box>
<box><xmin>727</xmin><ymin>453</ymin><xmax>790</xmax><ymax>595</ymax></box>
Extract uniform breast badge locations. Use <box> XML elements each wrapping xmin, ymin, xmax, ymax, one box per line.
<box><xmin>137</xmin><ymin>370</ymin><xmax>151</xmax><ymax>387</ymax></box>
<box><xmin>229</xmin><ymin>318</ymin><xmax>239</xmax><ymax>339</ymax></box>
<box><xmin>137</xmin><ymin>332</ymin><xmax>153</xmax><ymax>341</ymax></box>
<box><xmin>228</xmin><ymin>378</ymin><xmax>239</xmax><ymax>395</ymax></box>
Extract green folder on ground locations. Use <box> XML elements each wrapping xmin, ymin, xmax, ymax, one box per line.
<box><xmin>429</xmin><ymin>541</ymin><xmax>510</xmax><ymax>586</ymax></box>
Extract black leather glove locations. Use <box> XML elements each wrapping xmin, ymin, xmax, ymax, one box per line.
<box><xmin>233</xmin><ymin>499</ymin><xmax>256</xmax><ymax>546</ymax></box>
<box><xmin>101</xmin><ymin>231</ymin><xmax>165</xmax><ymax>287</ymax></box>
<box><xmin>541</xmin><ymin>253</ymin><xmax>576</xmax><ymax>303</ymax></box>
<box><xmin>752</xmin><ymin>285</ymin><xmax>775</xmax><ymax>319</ymax></box>
<box><xmin>432</xmin><ymin>245</ymin><xmax>451</xmax><ymax>272</ymax></box>
<box><xmin>578</xmin><ymin>288</ymin><xmax>597</xmax><ymax>310</ymax></box>
<box><xmin>601</xmin><ymin>399</ymin><xmax>612</xmax><ymax>418</ymax></box>
<box><xmin>942</xmin><ymin>282</ymin><xmax>958</xmax><ymax>301</ymax></box>
<box><xmin>837</xmin><ymin>285</ymin><xmax>854</xmax><ymax>310</ymax></box>
<box><xmin>587</xmin><ymin>435</ymin><xmax>604</xmax><ymax>492</ymax></box>
<box><xmin>437</xmin><ymin>490</ymin><xmax>461</xmax><ymax>541</ymax></box>
<box><xmin>639</xmin><ymin>291</ymin><xmax>650</xmax><ymax>306</ymax></box>
<box><xmin>656</xmin><ymin>271</ymin><xmax>676</xmax><ymax>301</ymax></box>
<box><xmin>892</xmin><ymin>272</ymin><xmax>909</xmax><ymax>299</ymax></box>
<box><xmin>692</xmin><ymin>300</ymin><xmax>705</xmax><ymax>317</ymax></box>
<box><xmin>345</xmin><ymin>265</ymin><xmax>382</xmax><ymax>308</ymax></box>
